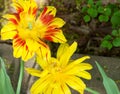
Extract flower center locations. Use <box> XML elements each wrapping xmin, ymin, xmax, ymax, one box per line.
<box><xmin>49</xmin><ymin>62</ymin><xmax>62</xmax><ymax>73</ymax></box>
<box><xmin>27</xmin><ymin>22</ymin><xmax>33</xmax><ymax>30</ymax></box>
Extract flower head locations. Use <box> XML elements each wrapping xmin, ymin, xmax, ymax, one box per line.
<box><xmin>26</xmin><ymin>42</ymin><xmax>92</xmax><ymax>94</ymax></box>
<box><xmin>1</xmin><ymin>0</ymin><xmax>67</xmax><ymax>61</ymax></box>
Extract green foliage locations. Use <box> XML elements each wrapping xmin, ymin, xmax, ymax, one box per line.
<box><xmin>87</xmin><ymin>8</ymin><xmax>98</xmax><ymax>18</ymax></box>
<box><xmin>99</xmin><ymin>15</ymin><xmax>109</xmax><ymax>22</ymax></box>
<box><xmin>101</xmin><ymin>29</ymin><xmax>120</xmax><ymax>49</ymax></box>
<box><xmin>111</xmin><ymin>11</ymin><xmax>120</xmax><ymax>28</ymax></box>
<box><xmin>83</xmin><ymin>15</ymin><xmax>90</xmax><ymax>22</ymax></box>
<box><xmin>0</xmin><ymin>57</ymin><xmax>15</xmax><ymax>94</ymax></box>
<box><xmin>101</xmin><ymin>40</ymin><xmax>113</xmax><ymax>50</ymax></box>
<box><xmin>81</xmin><ymin>0</ymin><xmax>120</xmax><ymax>26</ymax></box>
<box><xmin>81</xmin><ymin>0</ymin><xmax>113</xmax><ymax>23</ymax></box>
<box><xmin>95</xmin><ymin>61</ymin><xmax>120</xmax><ymax>94</ymax></box>
<box><xmin>79</xmin><ymin>0</ymin><xmax>120</xmax><ymax>49</ymax></box>
<box><xmin>113</xmin><ymin>37</ymin><xmax>120</xmax><ymax>47</ymax></box>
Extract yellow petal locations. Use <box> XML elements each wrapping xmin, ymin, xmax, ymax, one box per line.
<box><xmin>65</xmin><ymin>63</ymin><xmax>92</xmax><ymax>75</ymax></box>
<box><xmin>50</xmin><ymin>57</ymin><xmax>60</xmax><ymax>66</ymax></box>
<box><xmin>25</xmin><ymin>68</ymin><xmax>49</xmax><ymax>77</ymax></box>
<box><xmin>3</xmin><ymin>14</ymin><xmax>19</xmax><ymax>24</ymax></box>
<box><xmin>22</xmin><ymin>45</ymin><xmax>34</xmax><ymax>61</ymax></box>
<box><xmin>64</xmin><ymin>65</ymin><xmax>84</xmax><ymax>75</ymax></box>
<box><xmin>78</xmin><ymin>63</ymin><xmax>93</xmax><ymax>71</ymax></box>
<box><xmin>61</xmin><ymin>83</ymin><xmax>71</xmax><ymax>94</ymax></box>
<box><xmin>50</xmin><ymin>18</ymin><xmax>65</xmax><ymax>28</ymax></box>
<box><xmin>26</xmin><ymin>39</ymin><xmax>40</xmax><ymax>51</ymax></box>
<box><xmin>13</xmin><ymin>40</ymin><xmax>24</xmax><ymax>58</ymax></box>
<box><xmin>45</xmin><ymin>86</ymin><xmax>53</xmax><ymax>94</ymax></box>
<box><xmin>1</xmin><ymin>23</ymin><xmax>17</xmax><ymax>40</ymax></box>
<box><xmin>51</xmin><ymin>82</ymin><xmax>71</xmax><ymax>94</ymax></box>
<box><xmin>57</xmin><ymin>43</ymin><xmax>69</xmax><ymax>60</ymax></box>
<box><xmin>72</xmin><ymin>56</ymin><xmax>90</xmax><ymax>65</ymax></box>
<box><xmin>40</xmin><ymin>6</ymin><xmax>56</xmax><ymax>17</ymax></box>
<box><xmin>13</xmin><ymin>39</ymin><xmax>34</xmax><ymax>61</ymax></box>
<box><xmin>12</xmin><ymin>0</ymin><xmax>37</xmax><ymax>13</ymax></box>
<box><xmin>59</xmin><ymin>42</ymin><xmax>77</xmax><ymax>66</ymax></box>
<box><xmin>51</xmin><ymin>30</ymin><xmax>67</xmax><ymax>43</ymax></box>
<box><xmin>64</xmin><ymin>56</ymin><xmax>90</xmax><ymax>71</ymax></box>
<box><xmin>36</xmin><ymin>43</ymin><xmax>50</xmax><ymax>61</ymax></box>
<box><xmin>25</xmin><ymin>68</ymin><xmax>42</xmax><ymax>77</ymax></box>
<box><xmin>76</xmin><ymin>71</ymin><xmax>92</xmax><ymax>80</ymax></box>
<box><xmin>52</xmin><ymin>83</ymin><xmax>64</xmax><ymax>94</ymax></box>
<box><xmin>31</xmin><ymin>75</ymin><xmax>51</xmax><ymax>94</ymax></box>
<box><xmin>36</xmin><ymin>57</ymin><xmax>48</xmax><ymax>69</ymax></box>
<box><xmin>66</xmin><ymin>76</ymin><xmax>86</xmax><ymax>94</ymax></box>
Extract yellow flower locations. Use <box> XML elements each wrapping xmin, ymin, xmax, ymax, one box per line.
<box><xmin>26</xmin><ymin>42</ymin><xmax>92</xmax><ymax>94</ymax></box>
<box><xmin>1</xmin><ymin>0</ymin><xmax>67</xmax><ymax>61</ymax></box>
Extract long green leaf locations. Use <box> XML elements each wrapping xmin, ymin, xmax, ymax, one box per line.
<box><xmin>95</xmin><ymin>61</ymin><xmax>120</xmax><ymax>94</ymax></box>
<box><xmin>0</xmin><ymin>57</ymin><xmax>15</xmax><ymax>94</ymax></box>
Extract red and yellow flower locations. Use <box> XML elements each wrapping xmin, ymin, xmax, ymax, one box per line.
<box><xmin>1</xmin><ymin>0</ymin><xmax>67</xmax><ymax>61</ymax></box>
<box><xmin>26</xmin><ymin>42</ymin><xmax>93</xmax><ymax>94</ymax></box>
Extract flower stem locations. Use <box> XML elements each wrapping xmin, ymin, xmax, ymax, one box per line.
<box><xmin>16</xmin><ymin>60</ymin><xmax>24</xmax><ymax>94</ymax></box>
<box><xmin>85</xmin><ymin>87</ymin><xmax>100</xmax><ymax>94</ymax></box>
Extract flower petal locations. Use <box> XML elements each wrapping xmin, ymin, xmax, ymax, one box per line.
<box><xmin>78</xmin><ymin>63</ymin><xmax>93</xmax><ymax>71</ymax></box>
<box><xmin>76</xmin><ymin>71</ymin><xmax>92</xmax><ymax>80</ymax></box>
<box><xmin>25</xmin><ymin>68</ymin><xmax>49</xmax><ymax>77</ymax></box>
<box><xmin>30</xmin><ymin>75</ymin><xmax>51</xmax><ymax>94</ymax></box>
<box><xmin>50</xmin><ymin>82</ymin><xmax>71</xmax><ymax>94</ymax></box>
<box><xmin>25</xmin><ymin>68</ymin><xmax>42</xmax><ymax>77</ymax></box>
<box><xmin>41</xmin><ymin>6</ymin><xmax>56</xmax><ymax>18</ymax></box>
<box><xmin>66</xmin><ymin>76</ymin><xmax>86</xmax><ymax>94</ymax></box>
<box><xmin>22</xmin><ymin>45</ymin><xmax>34</xmax><ymax>61</ymax></box>
<box><xmin>59</xmin><ymin>42</ymin><xmax>77</xmax><ymax>66</ymax></box>
<box><xmin>3</xmin><ymin>14</ymin><xmax>19</xmax><ymax>24</ymax></box>
<box><xmin>13</xmin><ymin>36</ymin><xmax>34</xmax><ymax>61</ymax></box>
<box><xmin>61</xmin><ymin>83</ymin><xmax>71</xmax><ymax>94</ymax></box>
<box><xmin>36</xmin><ymin>43</ymin><xmax>50</xmax><ymax>60</ymax></box>
<box><xmin>44</xmin><ymin>30</ymin><xmax>67</xmax><ymax>43</ymax></box>
<box><xmin>57</xmin><ymin>43</ymin><xmax>69</xmax><ymax>60</ymax></box>
<box><xmin>64</xmin><ymin>63</ymin><xmax>92</xmax><ymax>75</ymax></box>
<box><xmin>36</xmin><ymin>43</ymin><xmax>51</xmax><ymax>68</ymax></box>
<box><xmin>1</xmin><ymin>23</ymin><xmax>17</xmax><ymax>40</ymax></box>
<box><xmin>12</xmin><ymin>0</ymin><xmax>37</xmax><ymax>14</ymax></box>
<box><xmin>49</xmin><ymin>18</ymin><xmax>65</xmax><ymax>28</ymax></box>
<box><xmin>26</xmin><ymin>39</ymin><xmax>41</xmax><ymax>51</ymax></box>
<box><xmin>39</xmin><ymin>6</ymin><xmax>56</xmax><ymax>25</ymax></box>
<box><xmin>64</xmin><ymin>56</ymin><xmax>90</xmax><ymax>71</ymax></box>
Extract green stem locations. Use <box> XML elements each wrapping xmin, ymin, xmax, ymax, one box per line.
<box><xmin>16</xmin><ymin>60</ymin><xmax>24</xmax><ymax>94</ymax></box>
<box><xmin>85</xmin><ymin>87</ymin><xmax>100</xmax><ymax>94</ymax></box>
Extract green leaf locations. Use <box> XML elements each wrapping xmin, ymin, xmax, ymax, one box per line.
<box><xmin>96</xmin><ymin>0</ymin><xmax>102</xmax><ymax>7</ymax></box>
<box><xmin>88</xmin><ymin>0</ymin><xmax>94</xmax><ymax>6</ymax></box>
<box><xmin>85</xmin><ymin>87</ymin><xmax>100</xmax><ymax>94</ymax></box>
<box><xmin>84</xmin><ymin>15</ymin><xmax>91</xmax><ymax>22</ymax></box>
<box><xmin>87</xmin><ymin>8</ymin><xmax>98</xmax><ymax>18</ymax></box>
<box><xmin>111</xmin><ymin>30</ymin><xmax>118</xmax><ymax>36</ymax></box>
<box><xmin>82</xmin><ymin>6</ymin><xmax>87</xmax><ymax>13</ymax></box>
<box><xmin>95</xmin><ymin>61</ymin><xmax>120</xmax><ymax>94</ymax></box>
<box><xmin>99</xmin><ymin>15</ymin><xmax>109</xmax><ymax>22</ymax></box>
<box><xmin>101</xmin><ymin>40</ymin><xmax>113</xmax><ymax>50</ymax></box>
<box><xmin>118</xmin><ymin>29</ymin><xmax>120</xmax><ymax>35</ymax></box>
<box><xmin>104</xmin><ymin>7</ymin><xmax>111</xmax><ymax>16</ymax></box>
<box><xmin>104</xmin><ymin>35</ymin><xmax>112</xmax><ymax>40</ymax></box>
<box><xmin>112</xmin><ymin>37</ymin><xmax>120</xmax><ymax>47</ymax></box>
<box><xmin>111</xmin><ymin>11</ymin><xmax>120</xmax><ymax>27</ymax></box>
<box><xmin>98</xmin><ymin>6</ymin><xmax>104</xmax><ymax>13</ymax></box>
<box><xmin>0</xmin><ymin>57</ymin><xmax>15</xmax><ymax>94</ymax></box>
